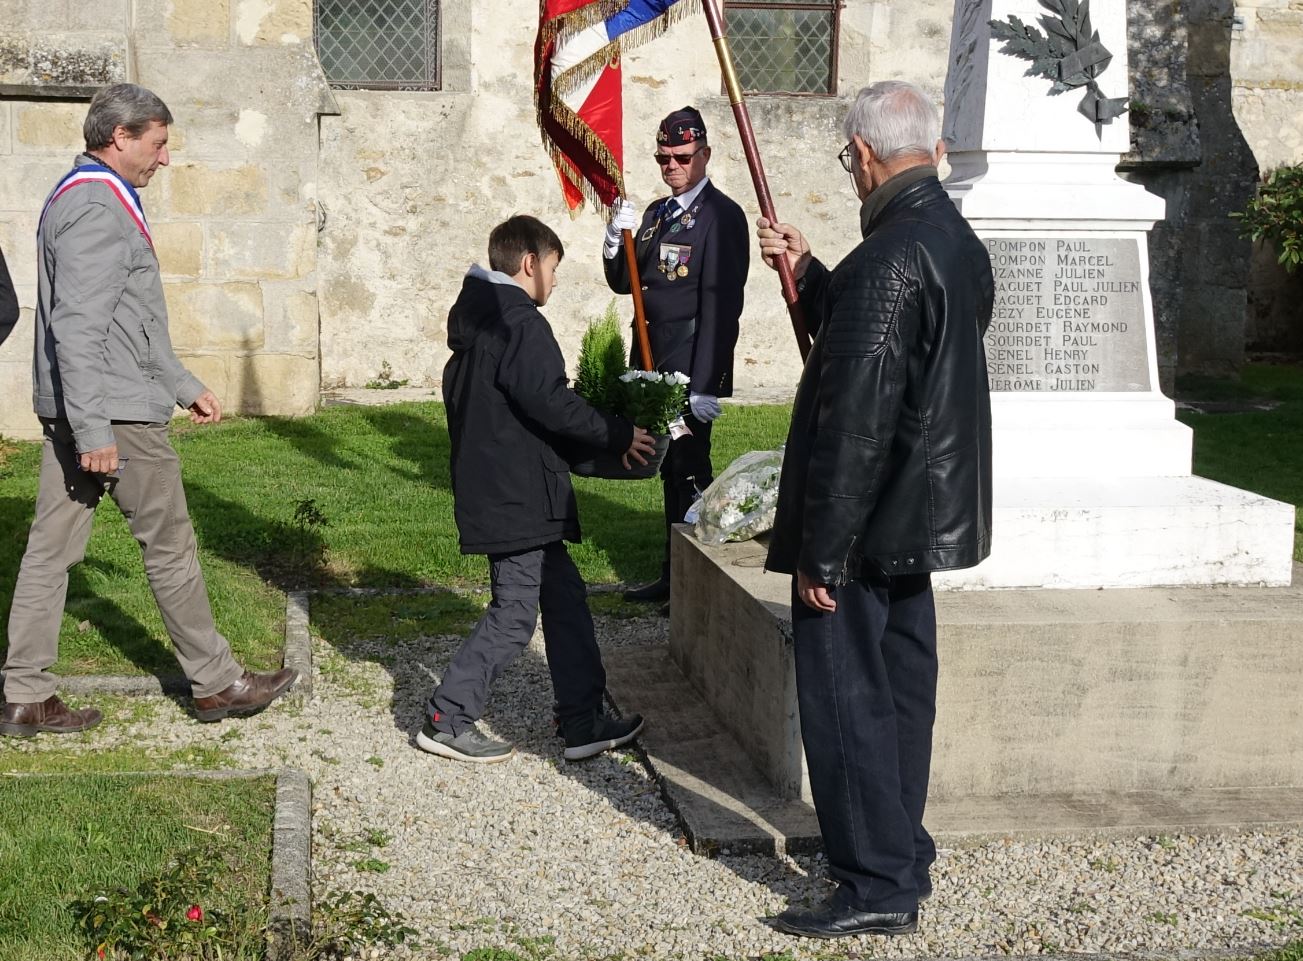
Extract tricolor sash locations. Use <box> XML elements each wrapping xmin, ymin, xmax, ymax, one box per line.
<box><xmin>39</xmin><ymin>161</ymin><xmax>153</xmax><ymax>250</ymax></box>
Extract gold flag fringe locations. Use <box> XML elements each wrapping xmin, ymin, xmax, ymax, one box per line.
<box><xmin>537</xmin><ymin>0</ymin><xmax>703</xmax><ymax>218</ymax></box>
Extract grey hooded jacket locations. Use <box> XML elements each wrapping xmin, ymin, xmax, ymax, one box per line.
<box><xmin>34</xmin><ymin>153</ymin><xmax>204</xmax><ymax>452</ymax></box>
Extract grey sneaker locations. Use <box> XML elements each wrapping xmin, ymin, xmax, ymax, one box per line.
<box><xmin>561</xmin><ymin>710</ymin><xmax>645</xmax><ymax>761</ymax></box>
<box><xmin>416</xmin><ymin>720</ymin><xmax>514</xmax><ymax>763</ymax></box>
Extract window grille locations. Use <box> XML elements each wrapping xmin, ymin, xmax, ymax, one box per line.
<box><xmin>315</xmin><ymin>0</ymin><xmax>441</xmax><ymax>91</ymax></box>
<box><xmin>724</xmin><ymin>0</ymin><xmax>839</xmax><ymax>96</ymax></box>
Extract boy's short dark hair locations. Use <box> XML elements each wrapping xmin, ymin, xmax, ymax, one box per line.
<box><xmin>488</xmin><ymin>215</ymin><xmax>565</xmax><ymax>274</ymax></box>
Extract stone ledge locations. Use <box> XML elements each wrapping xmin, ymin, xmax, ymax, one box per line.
<box><xmin>665</xmin><ymin>526</ymin><xmax>1303</xmax><ymax>814</ymax></box>
<box><xmin>607</xmin><ymin>643</ymin><xmax>1303</xmax><ymax>856</ymax></box>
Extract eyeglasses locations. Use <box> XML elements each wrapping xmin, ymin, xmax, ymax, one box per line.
<box><xmin>838</xmin><ymin>142</ymin><xmax>855</xmax><ymax>173</ymax></box>
<box><xmin>654</xmin><ymin>147</ymin><xmax>706</xmax><ymax>167</ymax></box>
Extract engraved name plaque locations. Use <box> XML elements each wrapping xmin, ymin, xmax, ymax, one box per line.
<box><xmin>983</xmin><ymin>237</ymin><xmax>1150</xmax><ymax>392</ymax></box>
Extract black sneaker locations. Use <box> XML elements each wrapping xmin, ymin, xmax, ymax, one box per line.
<box><xmin>415</xmin><ymin>720</ymin><xmax>514</xmax><ymax>763</ymax></box>
<box><xmin>561</xmin><ymin>710</ymin><xmax>645</xmax><ymax>761</ymax></box>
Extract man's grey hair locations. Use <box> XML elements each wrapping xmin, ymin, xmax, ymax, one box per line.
<box><xmin>84</xmin><ymin>83</ymin><xmax>173</xmax><ymax>151</ymax></box>
<box><xmin>842</xmin><ymin>81</ymin><xmax>940</xmax><ymax>164</ymax></box>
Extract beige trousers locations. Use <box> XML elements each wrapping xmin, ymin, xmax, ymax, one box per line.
<box><xmin>3</xmin><ymin>418</ymin><xmax>243</xmax><ymax>702</ymax></box>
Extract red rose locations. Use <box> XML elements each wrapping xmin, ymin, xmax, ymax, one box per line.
<box><xmin>186</xmin><ymin>904</ymin><xmax>203</xmax><ymax>922</ymax></box>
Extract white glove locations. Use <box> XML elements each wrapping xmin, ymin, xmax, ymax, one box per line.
<box><xmin>603</xmin><ymin>198</ymin><xmax>640</xmax><ymax>256</ymax></box>
<box><xmin>689</xmin><ymin>393</ymin><xmax>722</xmax><ymax>422</ymax></box>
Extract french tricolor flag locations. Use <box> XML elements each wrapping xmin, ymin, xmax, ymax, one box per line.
<box><xmin>536</xmin><ymin>0</ymin><xmax>693</xmax><ymax>215</ymax></box>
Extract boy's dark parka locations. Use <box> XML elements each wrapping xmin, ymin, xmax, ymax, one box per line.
<box><xmin>442</xmin><ymin>266</ymin><xmax>634</xmax><ymax>555</ymax></box>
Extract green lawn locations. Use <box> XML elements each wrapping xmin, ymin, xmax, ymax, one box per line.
<box><xmin>0</xmin><ymin>403</ymin><xmax>793</xmax><ymax>677</ymax></box>
<box><xmin>1176</xmin><ymin>362</ymin><xmax>1303</xmax><ymax>562</ymax></box>
<box><xmin>0</xmin><ymin>773</ymin><xmax>274</xmax><ymax>961</ymax></box>
<box><xmin>2</xmin><ymin>367</ymin><xmax>1300</xmax><ymax>680</ymax></box>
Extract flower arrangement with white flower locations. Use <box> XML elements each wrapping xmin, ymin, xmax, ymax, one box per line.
<box><xmin>574</xmin><ymin>302</ymin><xmax>688</xmax><ymax>436</ymax></box>
<box><xmin>690</xmin><ymin>447</ymin><xmax>785</xmax><ymax>544</ymax></box>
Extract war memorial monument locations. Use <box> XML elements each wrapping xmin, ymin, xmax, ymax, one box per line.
<box><xmin>607</xmin><ymin>0</ymin><xmax>1303</xmax><ymax>854</ymax></box>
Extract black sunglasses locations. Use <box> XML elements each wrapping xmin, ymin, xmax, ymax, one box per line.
<box><xmin>654</xmin><ymin>147</ymin><xmax>706</xmax><ymax>167</ymax></box>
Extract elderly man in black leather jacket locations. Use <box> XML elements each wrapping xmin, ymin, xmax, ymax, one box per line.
<box><xmin>757</xmin><ymin>80</ymin><xmax>993</xmax><ymax>940</ymax></box>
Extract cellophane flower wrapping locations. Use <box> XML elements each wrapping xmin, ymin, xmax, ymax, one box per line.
<box><xmin>690</xmin><ymin>447</ymin><xmax>784</xmax><ymax>545</ymax></box>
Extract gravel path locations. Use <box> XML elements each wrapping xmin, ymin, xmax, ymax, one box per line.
<box><xmin>24</xmin><ymin>614</ymin><xmax>1303</xmax><ymax>960</ymax></box>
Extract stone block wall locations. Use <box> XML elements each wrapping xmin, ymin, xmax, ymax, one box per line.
<box><xmin>4</xmin><ymin>0</ymin><xmax>1298</xmax><ymax>436</ymax></box>
<box><xmin>315</xmin><ymin>0</ymin><xmax>955</xmax><ymax>395</ymax></box>
<box><xmin>1232</xmin><ymin>0</ymin><xmax>1303</xmax><ymax>355</ymax></box>
<box><xmin>0</xmin><ymin>0</ymin><xmax>332</xmax><ymax>439</ymax></box>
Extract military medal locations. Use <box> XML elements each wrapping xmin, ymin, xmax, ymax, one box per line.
<box><xmin>660</xmin><ymin>242</ymin><xmax>683</xmax><ymax>281</ymax></box>
<box><xmin>673</xmin><ymin>244</ymin><xmax>693</xmax><ymax>279</ymax></box>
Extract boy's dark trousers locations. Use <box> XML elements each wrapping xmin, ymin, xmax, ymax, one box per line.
<box><xmin>790</xmin><ymin>569</ymin><xmax>937</xmax><ymax>913</ymax></box>
<box><xmin>427</xmin><ymin>541</ymin><xmax>605</xmax><ymax>734</ymax></box>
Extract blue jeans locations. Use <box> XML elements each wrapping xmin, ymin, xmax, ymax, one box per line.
<box><xmin>791</xmin><ymin>569</ymin><xmax>937</xmax><ymax>912</ymax></box>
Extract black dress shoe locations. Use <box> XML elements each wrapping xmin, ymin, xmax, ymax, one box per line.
<box><xmin>622</xmin><ymin>577</ymin><xmax>670</xmax><ymax>603</ymax></box>
<box><xmin>773</xmin><ymin>896</ymin><xmax>918</xmax><ymax>939</ymax></box>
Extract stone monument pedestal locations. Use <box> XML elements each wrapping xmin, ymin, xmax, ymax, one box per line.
<box><xmin>664</xmin><ymin>528</ymin><xmax>1303</xmax><ymax>815</ymax></box>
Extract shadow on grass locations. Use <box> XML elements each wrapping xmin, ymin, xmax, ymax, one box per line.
<box><xmin>0</xmin><ymin>496</ymin><xmax>207</xmax><ymax>692</ymax></box>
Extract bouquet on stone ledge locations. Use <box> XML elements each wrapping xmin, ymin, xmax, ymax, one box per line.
<box><xmin>689</xmin><ymin>447</ymin><xmax>785</xmax><ymax>545</ymax></box>
<box><xmin>569</xmin><ymin>302</ymin><xmax>683</xmax><ymax>478</ymax></box>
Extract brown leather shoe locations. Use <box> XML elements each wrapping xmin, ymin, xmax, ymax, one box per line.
<box><xmin>192</xmin><ymin>668</ymin><xmax>298</xmax><ymax>723</ymax></box>
<box><xmin>0</xmin><ymin>695</ymin><xmax>103</xmax><ymax>737</ymax></box>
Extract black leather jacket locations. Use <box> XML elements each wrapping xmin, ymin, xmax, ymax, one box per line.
<box><xmin>765</xmin><ymin>173</ymin><xmax>994</xmax><ymax>583</ymax></box>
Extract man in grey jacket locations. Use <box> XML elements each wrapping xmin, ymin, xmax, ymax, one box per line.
<box><xmin>0</xmin><ymin>83</ymin><xmax>297</xmax><ymax>737</ymax></box>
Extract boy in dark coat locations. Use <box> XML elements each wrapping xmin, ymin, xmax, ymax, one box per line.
<box><xmin>418</xmin><ymin>215</ymin><xmax>655</xmax><ymax>763</ymax></box>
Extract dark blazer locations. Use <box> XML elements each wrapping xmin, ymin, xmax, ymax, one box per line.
<box><xmin>0</xmin><ymin>243</ymin><xmax>18</xmax><ymax>348</ymax></box>
<box><xmin>442</xmin><ymin>268</ymin><xmax>635</xmax><ymax>556</ymax></box>
<box><xmin>765</xmin><ymin>175</ymin><xmax>994</xmax><ymax>583</ymax></box>
<box><xmin>603</xmin><ymin>179</ymin><xmax>748</xmax><ymax>397</ymax></box>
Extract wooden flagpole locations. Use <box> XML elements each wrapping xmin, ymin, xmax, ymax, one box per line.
<box><xmin>699</xmin><ymin>0</ymin><xmax>811</xmax><ymax>360</ymax></box>
<box><xmin>622</xmin><ymin>229</ymin><xmax>656</xmax><ymax>371</ymax></box>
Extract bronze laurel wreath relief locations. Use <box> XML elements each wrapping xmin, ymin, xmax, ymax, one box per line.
<box><xmin>989</xmin><ymin>0</ymin><xmax>1129</xmax><ymax>125</ymax></box>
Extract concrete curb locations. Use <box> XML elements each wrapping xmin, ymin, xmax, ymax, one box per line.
<box><xmin>283</xmin><ymin>591</ymin><xmax>313</xmax><ymax>700</ymax></box>
<box><xmin>268</xmin><ymin>767</ymin><xmax>313</xmax><ymax>959</ymax></box>
<box><xmin>58</xmin><ymin>672</ymin><xmax>190</xmax><ymax>696</ymax></box>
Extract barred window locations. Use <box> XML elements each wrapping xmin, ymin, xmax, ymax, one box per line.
<box><xmin>315</xmin><ymin>0</ymin><xmax>441</xmax><ymax>91</ymax></box>
<box><xmin>725</xmin><ymin>0</ymin><xmax>839</xmax><ymax>96</ymax></box>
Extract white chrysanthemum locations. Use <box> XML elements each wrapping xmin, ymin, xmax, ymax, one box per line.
<box><xmin>618</xmin><ymin>371</ymin><xmax>639</xmax><ymax>382</ymax></box>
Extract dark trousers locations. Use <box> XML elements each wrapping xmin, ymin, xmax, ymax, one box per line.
<box><xmin>791</xmin><ymin>570</ymin><xmax>937</xmax><ymax>912</ymax></box>
<box><xmin>656</xmin><ymin>413</ymin><xmax>714</xmax><ymax>577</ymax></box>
<box><xmin>427</xmin><ymin>541</ymin><xmax>605</xmax><ymax>736</ymax></box>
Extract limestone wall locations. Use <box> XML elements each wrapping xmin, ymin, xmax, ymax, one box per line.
<box><xmin>3</xmin><ymin>0</ymin><xmax>1298</xmax><ymax>442</ymax></box>
<box><xmin>316</xmin><ymin>0</ymin><xmax>955</xmax><ymax>394</ymax></box>
<box><xmin>0</xmin><ymin>0</ymin><xmax>332</xmax><ymax>439</ymax></box>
